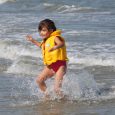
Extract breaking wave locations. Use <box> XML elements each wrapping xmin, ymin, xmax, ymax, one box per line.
<box><xmin>0</xmin><ymin>0</ymin><xmax>16</xmax><ymax>4</ymax></box>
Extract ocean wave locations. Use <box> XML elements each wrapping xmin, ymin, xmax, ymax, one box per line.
<box><xmin>6</xmin><ymin>55</ymin><xmax>42</xmax><ymax>75</ymax></box>
<box><xmin>1</xmin><ymin>39</ymin><xmax>115</xmax><ymax>75</ymax></box>
<box><xmin>0</xmin><ymin>0</ymin><xmax>16</xmax><ymax>4</ymax></box>
<box><xmin>42</xmin><ymin>2</ymin><xmax>113</xmax><ymax>15</ymax></box>
<box><xmin>57</xmin><ymin>5</ymin><xmax>96</xmax><ymax>13</ymax></box>
<box><xmin>0</xmin><ymin>39</ymin><xmax>41</xmax><ymax>60</ymax></box>
<box><xmin>78</xmin><ymin>58</ymin><xmax>115</xmax><ymax>67</ymax></box>
<box><xmin>6</xmin><ymin>55</ymin><xmax>115</xmax><ymax>75</ymax></box>
<box><xmin>43</xmin><ymin>3</ymin><xmax>97</xmax><ymax>13</ymax></box>
<box><xmin>0</xmin><ymin>58</ymin><xmax>12</xmax><ymax>72</ymax></box>
<box><xmin>43</xmin><ymin>3</ymin><xmax>54</xmax><ymax>7</ymax></box>
<box><xmin>67</xmin><ymin>42</ymin><xmax>115</xmax><ymax>67</ymax></box>
<box><xmin>65</xmin><ymin>30</ymin><xmax>112</xmax><ymax>36</ymax></box>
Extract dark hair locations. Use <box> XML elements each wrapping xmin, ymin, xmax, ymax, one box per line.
<box><xmin>38</xmin><ymin>19</ymin><xmax>56</xmax><ymax>32</ymax></box>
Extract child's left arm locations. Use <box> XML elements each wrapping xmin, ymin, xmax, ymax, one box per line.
<box><xmin>49</xmin><ymin>36</ymin><xmax>64</xmax><ymax>52</ymax></box>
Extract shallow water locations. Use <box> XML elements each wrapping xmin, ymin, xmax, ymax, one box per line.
<box><xmin>0</xmin><ymin>0</ymin><xmax>115</xmax><ymax>115</ymax></box>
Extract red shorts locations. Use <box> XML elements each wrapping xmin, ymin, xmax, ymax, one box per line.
<box><xmin>49</xmin><ymin>60</ymin><xmax>67</xmax><ymax>73</ymax></box>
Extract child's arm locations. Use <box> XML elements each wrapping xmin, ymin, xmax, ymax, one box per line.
<box><xmin>26</xmin><ymin>35</ymin><xmax>41</xmax><ymax>47</ymax></box>
<box><xmin>49</xmin><ymin>36</ymin><xmax>64</xmax><ymax>52</ymax></box>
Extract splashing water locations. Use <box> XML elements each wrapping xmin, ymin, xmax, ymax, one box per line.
<box><xmin>62</xmin><ymin>70</ymin><xmax>100</xmax><ymax>100</ymax></box>
<box><xmin>10</xmin><ymin>70</ymin><xmax>100</xmax><ymax>107</ymax></box>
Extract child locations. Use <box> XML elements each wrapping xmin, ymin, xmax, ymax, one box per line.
<box><xmin>26</xmin><ymin>19</ymin><xmax>68</xmax><ymax>97</ymax></box>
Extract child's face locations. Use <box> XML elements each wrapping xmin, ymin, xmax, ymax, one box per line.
<box><xmin>39</xmin><ymin>27</ymin><xmax>52</xmax><ymax>40</ymax></box>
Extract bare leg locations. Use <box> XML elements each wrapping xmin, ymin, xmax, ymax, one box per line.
<box><xmin>54</xmin><ymin>66</ymin><xmax>66</xmax><ymax>96</ymax></box>
<box><xmin>36</xmin><ymin>66</ymin><xmax>54</xmax><ymax>93</ymax></box>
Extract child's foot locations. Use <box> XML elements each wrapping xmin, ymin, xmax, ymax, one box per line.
<box><xmin>43</xmin><ymin>91</ymin><xmax>50</xmax><ymax>101</ymax></box>
<box><xmin>56</xmin><ymin>91</ymin><xmax>65</xmax><ymax>99</ymax></box>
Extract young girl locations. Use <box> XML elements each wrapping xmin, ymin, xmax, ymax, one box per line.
<box><xmin>26</xmin><ymin>19</ymin><xmax>68</xmax><ymax>97</ymax></box>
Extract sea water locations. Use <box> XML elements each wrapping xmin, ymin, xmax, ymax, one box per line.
<box><xmin>0</xmin><ymin>0</ymin><xmax>115</xmax><ymax>115</ymax></box>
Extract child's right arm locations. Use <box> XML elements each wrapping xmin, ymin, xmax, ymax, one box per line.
<box><xmin>26</xmin><ymin>35</ymin><xmax>41</xmax><ymax>47</ymax></box>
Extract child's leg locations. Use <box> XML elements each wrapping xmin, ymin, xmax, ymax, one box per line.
<box><xmin>54</xmin><ymin>66</ymin><xmax>66</xmax><ymax>96</ymax></box>
<box><xmin>36</xmin><ymin>66</ymin><xmax>54</xmax><ymax>92</ymax></box>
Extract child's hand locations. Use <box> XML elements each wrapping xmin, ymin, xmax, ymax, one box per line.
<box><xmin>26</xmin><ymin>35</ymin><xmax>33</xmax><ymax>41</ymax></box>
<box><xmin>26</xmin><ymin>35</ymin><xmax>41</xmax><ymax>47</ymax></box>
<box><xmin>48</xmin><ymin>48</ymin><xmax>54</xmax><ymax>52</ymax></box>
<box><xmin>49</xmin><ymin>46</ymin><xmax>57</xmax><ymax>52</ymax></box>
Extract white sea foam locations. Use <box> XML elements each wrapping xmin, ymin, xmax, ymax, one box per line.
<box><xmin>65</xmin><ymin>30</ymin><xmax>112</xmax><ymax>36</ymax></box>
<box><xmin>0</xmin><ymin>0</ymin><xmax>15</xmax><ymax>4</ymax></box>
<box><xmin>68</xmin><ymin>56</ymin><xmax>115</xmax><ymax>67</ymax></box>
<box><xmin>6</xmin><ymin>56</ymin><xmax>42</xmax><ymax>75</ymax></box>
<box><xmin>43</xmin><ymin>3</ymin><xmax>97</xmax><ymax>13</ymax></box>
<box><xmin>1</xmin><ymin>38</ymin><xmax>115</xmax><ymax>75</ymax></box>
<box><xmin>0</xmin><ymin>40</ymin><xmax>42</xmax><ymax>60</ymax></box>
<box><xmin>67</xmin><ymin>42</ymin><xmax>115</xmax><ymax>67</ymax></box>
<box><xmin>43</xmin><ymin>3</ymin><xmax>54</xmax><ymax>7</ymax></box>
<box><xmin>57</xmin><ymin>5</ymin><xmax>96</xmax><ymax>13</ymax></box>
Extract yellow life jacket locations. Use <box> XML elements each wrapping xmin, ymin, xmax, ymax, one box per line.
<box><xmin>41</xmin><ymin>30</ymin><xmax>68</xmax><ymax>65</ymax></box>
